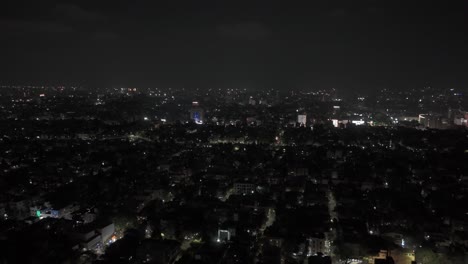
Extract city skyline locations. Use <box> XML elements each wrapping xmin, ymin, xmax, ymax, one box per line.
<box><xmin>1</xmin><ymin>2</ymin><xmax>468</xmax><ymax>264</ymax></box>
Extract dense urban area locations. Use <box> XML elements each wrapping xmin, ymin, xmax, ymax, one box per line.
<box><xmin>1</xmin><ymin>85</ymin><xmax>468</xmax><ymax>264</ymax></box>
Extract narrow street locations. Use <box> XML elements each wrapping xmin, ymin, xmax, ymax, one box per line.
<box><xmin>326</xmin><ymin>189</ymin><xmax>338</xmax><ymax>260</ymax></box>
<box><xmin>254</xmin><ymin>207</ymin><xmax>276</xmax><ymax>263</ymax></box>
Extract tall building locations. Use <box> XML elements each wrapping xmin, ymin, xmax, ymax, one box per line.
<box><xmin>308</xmin><ymin>235</ymin><xmax>326</xmax><ymax>255</ymax></box>
<box><xmin>189</xmin><ymin>101</ymin><xmax>204</xmax><ymax>124</ymax></box>
<box><xmin>233</xmin><ymin>182</ymin><xmax>255</xmax><ymax>195</ymax></box>
<box><xmin>298</xmin><ymin>114</ymin><xmax>307</xmax><ymax>126</ymax></box>
<box><xmin>419</xmin><ymin>114</ymin><xmax>446</xmax><ymax>129</ymax></box>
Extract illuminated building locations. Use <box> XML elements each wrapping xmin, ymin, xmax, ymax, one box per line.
<box><xmin>233</xmin><ymin>182</ymin><xmax>255</xmax><ymax>195</ymax></box>
<box><xmin>298</xmin><ymin>114</ymin><xmax>307</xmax><ymax>126</ymax></box>
<box><xmin>396</xmin><ymin>116</ymin><xmax>419</xmax><ymax>122</ymax></box>
<box><xmin>307</xmin><ymin>235</ymin><xmax>326</xmax><ymax>256</ymax></box>
<box><xmin>189</xmin><ymin>101</ymin><xmax>204</xmax><ymax>124</ymax></box>
<box><xmin>351</xmin><ymin>120</ymin><xmax>365</xmax><ymax>125</ymax></box>
<box><xmin>419</xmin><ymin>114</ymin><xmax>445</xmax><ymax>129</ymax></box>
<box><xmin>331</xmin><ymin>119</ymin><xmax>339</xmax><ymax>128</ymax></box>
<box><xmin>454</xmin><ymin>117</ymin><xmax>467</xmax><ymax>126</ymax></box>
<box><xmin>217</xmin><ymin>229</ymin><xmax>231</xmax><ymax>242</ymax></box>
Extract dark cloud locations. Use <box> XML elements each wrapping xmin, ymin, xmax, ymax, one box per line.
<box><xmin>0</xmin><ymin>3</ymin><xmax>107</xmax><ymax>37</ymax></box>
<box><xmin>217</xmin><ymin>22</ymin><xmax>271</xmax><ymax>40</ymax></box>
<box><xmin>0</xmin><ymin>0</ymin><xmax>467</xmax><ymax>89</ymax></box>
<box><xmin>0</xmin><ymin>19</ymin><xmax>73</xmax><ymax>35</ymax></box>
<box><xmin>329</xmin><ymin>8</ymin><xmax>347</xmax><ymax>17</ymax></box>
<box><xmin>328</xmin><ymin>5</ymin><xmax>383</xmax><ymax>18</ymax></box>
<box><xmin>93</xmin><ymin>30</ymin><xmax>119</xmax><ymax>40</ymax></box>
<box><xmin>54</xmin><ymin>3</ymin><xmax>105</xmax><ymax>22</ymax></box>
<box><xmin>366</xmin><ymin>6</ymin><xmax>384</xmax><ymax>15</ymax></box>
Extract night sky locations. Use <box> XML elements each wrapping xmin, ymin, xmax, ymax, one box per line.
<box><xmin>1</xmin><ymin>0</ymin><xmax>467</xmax><ymax>91</ymax></box>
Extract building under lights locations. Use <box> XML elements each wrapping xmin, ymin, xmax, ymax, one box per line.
<box><xmin>298</xmin><ymin>114</ymin><xmax>307</xmax><ymax>126</ymax></box>
<box><xmin>189</xmin><ymin>101</ymin><xmax>204</xmax><ymax>124</ymax></box>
